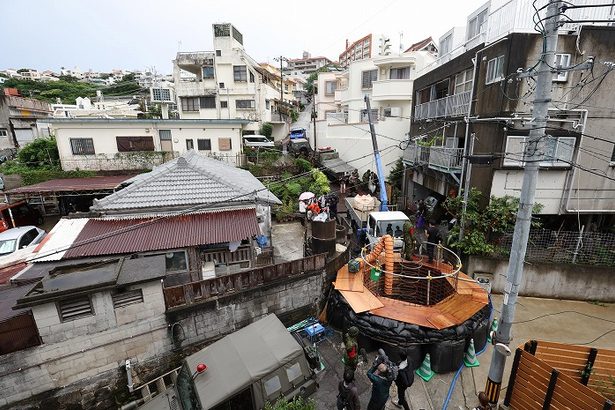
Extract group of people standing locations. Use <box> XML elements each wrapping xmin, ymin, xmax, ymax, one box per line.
<box><xmin>337</xmin><ymin>327</ymin><xmax>414</xmax><ymax>410</ymax></box>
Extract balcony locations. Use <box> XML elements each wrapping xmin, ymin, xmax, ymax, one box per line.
<box><xmin>334</xmin><ymin>88</ymin><xmax>349</xmax><ymax>103</ymax></box>
<box><xmin>372</xmin><ymin>79</ymin><xmax>413</xmax><ymax>101</ymax></box>
<box><xmin>175</xmin><ymin>80</ymin><xmax>217</xmax><ymax>97</ymax></box>
<box><xmin>414</xmin><ymin>91</ymin><xmax>471</xmax><ymax>121</ymax></box>
<box><xmin>404</xmin><ymin>144</ymin><xmax>464</xmax><ymax>177</ymax></box>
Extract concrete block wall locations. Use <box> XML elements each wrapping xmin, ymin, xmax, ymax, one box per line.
<box><xmin>174</xmin><ymin>273</ymin><xmax>324</xmax><ymax>348</ymax></box>
<box><xmin>466</xmin><ymin>256</ymin><xmax>615</xmax><ymax>302</ymax></box>
<box><xmin>0</xmin><ymin>280</ymin><xmax>173</xmax><ymax>408</ymax></box>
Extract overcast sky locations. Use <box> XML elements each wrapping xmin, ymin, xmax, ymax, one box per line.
<box><xmin>2</xmin><ymin>0</ymin><xmax>486</xmax><ymax>74</ymax></box>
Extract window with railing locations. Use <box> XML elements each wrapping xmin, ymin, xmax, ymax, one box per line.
<box><xmin>200</xmin><ymin>96</ymin><xmax>216</xmax><ymax>109</ymax></box>
<box><xmin>116</xmin><ymin>137</ymin><xmax>155</xmax><ymax>152</ymax></box>
<box><xmin>181</xmin><ymin>97</ymin><xmax>199</xmax><ymax>112</ymax></box>
<box><xmin>504</xmin><ymin>135</ymin><xmax>575</xmax><ymax>167</ymax></box>
<box><xmin>70</xmin><ymin>138</ymin><xmax>95</xmax><ymax>155</ymax></box>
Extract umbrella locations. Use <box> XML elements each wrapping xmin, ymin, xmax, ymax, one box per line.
<box><xmin>299</xmin><ymin>192</ymin><xmax>315</xmax><ymax>201</ymax></box>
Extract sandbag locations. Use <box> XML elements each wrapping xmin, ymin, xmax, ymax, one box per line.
<box><xmin>429</xmin><ymin>339</ymin><xmax>465</xmax><ymax>373</ymax></box>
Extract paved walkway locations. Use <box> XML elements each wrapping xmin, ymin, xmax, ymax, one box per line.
<box><xmin>272</xmin><ymin>221</ymin><xmax>305</xmax><ymax>262</ymax></box>
<box><xmin>313</xmin><ymin>294</ymin><xmax>615</xmax><ymax>409</ymax></box>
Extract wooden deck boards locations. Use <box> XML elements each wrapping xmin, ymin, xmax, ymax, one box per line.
<box><xmin>338</xmin><ymin>287</ymin><xmax>384</xmax><ymax>313</ymax></box>
<box><xmin>334</xmin><ymin>264</ymin><xmax>364</xmax><ymax>292</ymax></box>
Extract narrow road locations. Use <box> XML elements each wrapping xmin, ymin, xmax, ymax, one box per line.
<box><xmin>294</xmin><ymin>102</ymin><xmax>314</xmax><ymax>148</ymax></box>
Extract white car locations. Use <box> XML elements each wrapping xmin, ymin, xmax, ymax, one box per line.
<box><xmin>0</xmin><ymin>226</ymin><xmax>46</xmax><ymax>257</ymax></box>
<box><xmin>242</xmin><ymin>135</ymin><xmax>274</xmax><ymax>148</ymax></box>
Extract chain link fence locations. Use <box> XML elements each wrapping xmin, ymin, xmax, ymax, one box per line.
<box><xmin>493</xmin><ymin>228</ymin><xmax>615</xmax><ymax>267</ymax></box>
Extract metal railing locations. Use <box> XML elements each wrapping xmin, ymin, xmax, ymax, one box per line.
<box><xmin>163</xmin><ymin>253</ymin><xmax>327</xmax><ymax>309</ymax></box>
<box><xmin>404</xmin><ymin>144</ymin><xmax>463</xmax><ymax>173</ymax></box>
<box><xmin>414</xmin><ymin>91</ymin><xmax>471</xmax><ymax>120</ymax></box>
<box><xmin>493</xmin><ymin>228</ymin><xmax>615</xmax><ymax>267</ymax></box>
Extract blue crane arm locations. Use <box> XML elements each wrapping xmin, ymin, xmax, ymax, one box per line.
<box><xmin>364</xmin><ymin>96</ymin><xmax>389</xmax><ymax>211</ymax></box>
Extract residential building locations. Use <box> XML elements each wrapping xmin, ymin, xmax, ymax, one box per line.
<box><xmin>405</xmin><ymin>37</ymin><xmax>439</xmax><ymax>55</ymax></box>
<box><xmin>406</xmin><ymin>0</ymin><xmax>615</xmax><ymax>228</ymax></box>
<box><xmin>286</xmin><ymin>51</ymin><xmax>333</xmax><ymax>74</ymax></box>
<box><xmin>339</xmin><ymin>34</ymin><xmax>373</xmax><ymax>68</ymax></box>
<box><xmin>0</xmin><ymin>93</ymin><xmax>52</xmax><ymax>149</ymax></box>
<box><xmin>259</xmin><ymin>63</ymin><xmax>297</xmax><ymax>105</ymax></box>
<box><xmin>51</xmin><ymin>96</ymin><xmax>141</xmax><ymax>119</ymax></box>
<box><xmin>50</xmin><ymin>118</ymin><xmax>249</xmax><ymax>171</ymax></box>
<box><xmin>315</xmin><ymin>46</ymin><xmax>436</xmax><ymax>174</ymax></box>
<box><xmin>173</xmin><ymin>23</ymin><xmax>289</xmax><ymax>139</ymax></box>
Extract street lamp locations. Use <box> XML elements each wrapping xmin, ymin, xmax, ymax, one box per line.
<box><xmin>274</xmin><ymin>56</ymin><xmax>288</xmax><ymax>121</ymax></box>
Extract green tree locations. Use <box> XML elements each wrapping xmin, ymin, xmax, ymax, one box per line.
<box><xmin>443</xmin><ymin>188</ymin><xmax>543</xmax><ymax>255</ymax></box>
<box><xmin>17</xmin><ymin>137</ymin><xmax>60</xmax><ymax>168</ymax></box>
<box><xmin>264</xmin><ymin>396</ymin><xmax>316</xmax><ymax>410</ymax></box>
<box><xmin>259</xmin><ymin>122</ymin><xmax>273</xmax><ymax>138</ymax></box>
<box><xmin>387</xmin><ymin>157</ymin><xmax>404</xmax><ymax>200</ymax></box>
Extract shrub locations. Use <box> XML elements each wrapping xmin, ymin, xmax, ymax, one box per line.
<box><xmin>259</xmin><ymin>122</ymin><xmax>273</xmax><ymax>138</ymax></box>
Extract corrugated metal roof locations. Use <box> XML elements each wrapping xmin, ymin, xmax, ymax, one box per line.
<box><xmin>63</xmin><ymin>209</ymin><xmax>259</xmax><ymax>259</ymax></box>
<box><xmin>30</xmin><ymin>218</ymin><xmax>90</xmax><ymax>262</ymax></box>
<box><xmin>92</xmin><ymin>151</ymin><xmax>280</xmax><ymax>212</ymax></box>
<box><xmin>0</xmin><ymin>285</ymin><xmax>32</xmax><ymax>322</ymax></box>
<box><xmin>6</xmin><ymin>175</ymin><xmax>133</xmax><ymax>194</ymax></box>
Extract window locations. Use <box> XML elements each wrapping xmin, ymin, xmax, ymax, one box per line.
<box><xmin>152</xmin><ymin>88</ymin><xmax>171</xmax><ymax>102</ymax></box>
<box><xmin>611</xmin><ymin>146</ymin><xmax>615</xmax><ymax>165</ymax></box>
<box><xmin>361</xmin><ymin>69</ymin><xmax>378</xmax><ymax>89</ymax></box>
<box><xmin>202</xmin><ymin>66</ymin><xmax>214</xmax><ymax>79</ymax></box>
<box><xmin>200</xmin><ymin>96</ymin><xmax>216</xmax><ymax>109</ymax></box>
<box><xmin>265</xmin><ymin>100</ymin><xmax>270</xmax><ymax>110</ymax></box>
<box><xmin>220</xmin><ymin>101</ymin><xmax>228</xmax><ymax>108</ymax></box>
<box><xmin>233</xmin><ymin>65</ymin><xmax>247</xmax><ymax>82</ymax></box>
<box><xmin>70</xmin><ymin>138</ymin><xmax>95</xmax><ymax>155</ymax></box>
<box><xmin>286</xmin><ymin>362</ymin><xmax>302</xmax><ymax>382</ymax></box>
<box><xmin>219</xmin><ymin>82</ymin><xmax>225</xmax><ymax>88</ymax></box>
<box><xmin>166</xmin><ymin>251</ymin><xmax>188</xmax><ymax>272</ymax></box>
<box><xmin>18</xmin><ymin>228</ymin><xmax>38</xmax><ymax>249</ymax></box>
<box><xmin>454</xmin><ymin>68</ymin><xmax>474</xmax><ymax>94</ymax></box>
<box><xmin>116</xmin><ymin>137</ymin><xmax>154</xmax><ymax>152</ymax></box>
<box><xmin>112</xmin><ymin>289</ymin><xmax>143</xmax><ymax>308</ymax></box>
<box><xmin>236</xmin><ymin>100</ymin><xmax>255</xmax><ymax>109</ymax></box>
<box><xmin>263</xmin><ymin>375</ymin><xmax>281</xmax><ymax>397</ymax></box>
<box><xmin>554</xmin><ymin>53</ymin><xmax>571</xmax><ymax>82</ymax></box>
<box><xmin>468</xmin><ymin>8</ymin><xmax>488</xmax><ymax>39</ymax></box>
<box><xmin>249</xmin><ymin>71</ymin><xmax>255</xmax><ymax>82</ymax></box>
<box><xmin>216</xmin><ymin>49</ymin><xmax>221</xmax><ymax>57</ymax></box>
<box><xmin>58</xmin><ymin>297</ymin><xmax>93</xmax><ymax>321</ymax></box>
<box><xmin>486</xmin><ymin>55</ymin><xmax>505</xmax><ymax>84</ymax></box>
<box><xmin>390</xmin><ymin>67</ymin><xmax>410</xmax><ymax>80</ymax></box>
<box><xmin>218</xmin><ymin>138</ymin><xmax>232</xmax><ymax>151</ymax></box>
<box><xmin>197</xmin><ymin>139</ymin><xmax>211</xmax><ymax>150</ymax></box>
<box><xmin>186</xmin><ymin>139</ymin><xmax>194</xmax><ymax>150</ymax></box>
<box><xmin>504</xmin><ymin>135</ymin><xmax>575</xmax><ymax>167</ymax></box>
<box><xmin>0</xmin><ymin>129</ymin><xmax>8</xmax><ymax>137</ymax></box>
<box><xmin>325</xmin><ymin>80</ymin><xmax>336</xmax><ymax>95</ymax></box>
<box><xmin>360</xmin><ymin>109</ymin><xmax>379</xmax><ymax>122</ymax></box>
<box><xmin>181</xmin><ymin>97</ymin><xmax>200</xmax><ymax>112</ymax></box>
<box><xmin>383</xmin><ymin>107</ymin><xmax>401</xmax><ymax>118</ymax></box>
<box><xmin>159</xmin><ymin>130</ymin><xmax>172</xmax><ymax>141</ymax></box>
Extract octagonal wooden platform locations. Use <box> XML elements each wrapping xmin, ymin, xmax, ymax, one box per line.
<box><xmin>334</xmin><ymin>258</ymin><xmax>489</xmax><ymax>330</ymax></box>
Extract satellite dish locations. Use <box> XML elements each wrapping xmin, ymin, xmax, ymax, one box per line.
<box><xmin>495</xmin><ymin>343</ymin><xmax>512</xmax><ymax>356</ymax></box>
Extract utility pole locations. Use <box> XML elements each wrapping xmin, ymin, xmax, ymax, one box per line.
<box><xmin>274</xmin><ymin>56</ymin><xmax>288</xmax><ymax>122</ymax></box>
<box><xmin>484</xmin><ymin>0</ymin><xmax>561</xmax><ymax>405</ymax></box>
<box><xmin>312</xmin><ymin>94</ymin><xmax>317</xmax><ymax>150</ymax></box>
<box><xmin>458</xmin><ymin>133</ymin><xmax>475</xmax><ymax>240</ymax></box>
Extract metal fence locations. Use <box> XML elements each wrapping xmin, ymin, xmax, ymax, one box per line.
<box><xmin>493</xmin><ymin>228</ymin><xmax>615</xmax><ymax>267</ymax></box>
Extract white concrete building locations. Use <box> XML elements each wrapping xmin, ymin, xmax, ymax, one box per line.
<box><xmin>50</xmin><ymin>118</ymin><xmax>249</xmax><ymax>171</ymax></box>
<box><xmin>51</xmin><ymin>97</ymin><xmax>141</xmax><ymax>119</ymax></box>
<box><xmin>315</xmin><ymin>49</ymin><xmax>436</xmax><ymax>174</ymax></box>
<box><xmin>173</xmin><ymin>23</ymin><xmax>288</xmax><ymax>139</ymax></box>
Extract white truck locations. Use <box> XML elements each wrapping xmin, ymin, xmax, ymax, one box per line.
<box><xmin>345</xmin><ymin>195</ymin><xmax>409</xmax><ymax>250</ymax></box>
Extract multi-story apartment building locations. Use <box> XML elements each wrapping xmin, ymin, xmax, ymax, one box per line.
<box><xmin>315</xmin><ymin>42</ymin><xmax>436</xmax><ymax>174</ymax></box>
<box><xmin>286</xmin><ymin>52</ymin><xmax>333</xmax><ymax>75</ymax></box>
<box><xmin>339</xmin><ymin>34</ymin><xmax>373</xmax><ymax>68</ymax></box>
<box><xmin>405</xmin><ymin>0</ymin><xmax>615</xmax><ymax>228</ymax></box>
<box><xmin>173</xmin><ymin>23</ymin><xmax>288</xmax><ymax>139</ymax></box>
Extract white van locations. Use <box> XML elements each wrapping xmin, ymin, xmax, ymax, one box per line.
<box><xmin>243</xmin><ymin>135</ymin><xmax>274</xmax><ymax>148</ymax></box>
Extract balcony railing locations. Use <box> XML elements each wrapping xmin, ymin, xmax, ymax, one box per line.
<box><xmin>414</xmin><ymin>91</ymin><xmax>471</xmax><ymax>121</ymax></box>
<box><xmin>404</xmin><ymin>144</ymin><xmax>464</xmax><ymax>173</ymax></box>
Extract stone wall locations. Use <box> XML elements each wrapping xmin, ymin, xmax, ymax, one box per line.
<box><xmin>466</xmin><ymin>256</ymin><xmax>615</xmax><ymax>302</ymax></box>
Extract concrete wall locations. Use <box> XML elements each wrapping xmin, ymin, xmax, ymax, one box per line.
<box><xmin>168</xmin><ymin>272</ymin><xmax>324</xmax><ymax>348</ymax></box>
<box><xmin>491</xmin><ymin>169</ymin><xmax>568</xmax><ymax>214</ymax></box>
<box><xmin>315</xmin><ymin>117</ymin><xmax>406</xmax><ymax>175</ymax></box>
<box><xmin>52</xmin><ymin>121</ymin><xmax>244</xmax><ymax>170</ymax></box>
<box><xmin>0</xmin><ymin>281</ymin><xmax>172</xmax><ymax>408</ymax></box>
<box><xmin>466</xmin><ymin>255</ymin><xmax>615</xmax><ymax>302</ymax></box>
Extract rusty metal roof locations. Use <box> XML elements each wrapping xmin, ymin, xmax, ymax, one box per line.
<box><xmin>63</xmin><ymin>209</ymin><xmax>259</xmax><ymax>259</ymax></box>
<box><xmin>6</xmin><ymin>175</ymin><xmax>134</xmax><ymax>195</ymax></box>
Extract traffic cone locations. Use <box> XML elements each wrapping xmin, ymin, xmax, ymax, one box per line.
<box><xmin>464</xmin><ymin>339</ymin><xmax>480</xmax><ymax>367</ymax></box>
<box><xmin>487</xmin><ymin>318</ymin><xmax>498</xmax><ymax>343</ymax></box>
<box><xmin>415</xmin><ymin>353</ymin><xmax>434</xmax><ymax>382</ymax></box>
